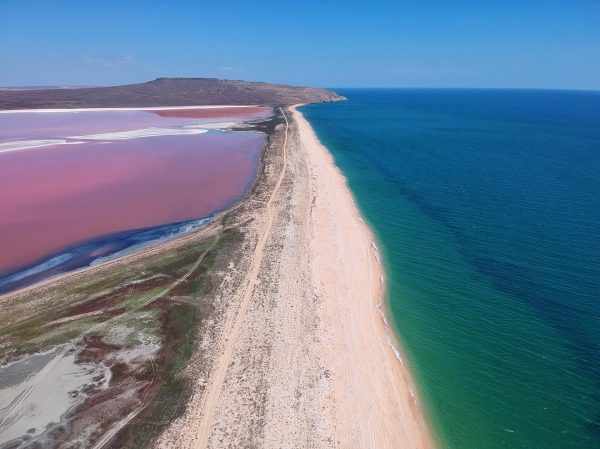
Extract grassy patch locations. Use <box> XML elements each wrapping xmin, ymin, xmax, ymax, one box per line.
<box><xmin>106</xmin><ymin>233</ymin><xmax>229</xmax><ymax>449</ymax></box>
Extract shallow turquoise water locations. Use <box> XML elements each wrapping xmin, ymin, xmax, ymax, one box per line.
<box><xmin>301</xmin><ymin>90</ymin><xmax>599</xmax><ymax>449</ymax></box>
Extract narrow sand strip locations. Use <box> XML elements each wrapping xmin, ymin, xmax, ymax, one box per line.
<box><xmin>71</xmin><ymin>127</ymin><xmax>208</xmax><ymax>140</ymax></box>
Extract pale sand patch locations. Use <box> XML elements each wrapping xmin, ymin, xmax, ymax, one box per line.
<box><xmin>0</xmin><ymin>128</ymin><xmax>207</xmax><ymax>154</ymax></box>
<box><xmin>182</xmin><ymin>121</ymin><xmax>243</xmax><ymax>130</ymax></box>
<box><xmin>0</xmin><ymin>351</ymin><xmax>110</xmax><ymax>445</ymax></box>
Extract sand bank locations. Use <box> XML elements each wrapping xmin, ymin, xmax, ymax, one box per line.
<box><xmin>0</xmin><ymin>126</ymin><xmax>209</xmax><ymax>152</ymax></box>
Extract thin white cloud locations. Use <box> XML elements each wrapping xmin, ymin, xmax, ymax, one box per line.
<box><xmin>83</xmin><ymin>55</ymin><xmax>139</xmax><ymax>68</ymax></box>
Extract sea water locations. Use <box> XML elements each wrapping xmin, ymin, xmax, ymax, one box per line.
<box><xmin>301</xmin><ymin>89</ymin><xmax>599</xmax><ymax>449</ymax></box>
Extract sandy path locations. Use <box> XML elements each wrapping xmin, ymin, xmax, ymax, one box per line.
<box><xmin>155</xmin><ymin>106</ymin><xmax>433</xmax><ymax>449</ymax></box>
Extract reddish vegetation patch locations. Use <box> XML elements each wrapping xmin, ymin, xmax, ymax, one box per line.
<box><xmin>148</xmin><ymin>106</ymin><xmax>270</xmax><ymax>119</ymax></box>
<box><xmin>78</xmin><ymin>336</ymin><xmax>123</xmax><ymax>364</ymax></box>
<box><xmin>65</xmin><ymin>276</ymin><xmax>172</xmax><ymax>318</ymax></box>
<box><xmin>65</xmin><ymin>292</ymin><xmax>123</xmax><ymax>317</ymax></box>
<box><xmin>58</xmin><ymin>302</ymin><xmax>187</xmax><ymax>447</ymax></box>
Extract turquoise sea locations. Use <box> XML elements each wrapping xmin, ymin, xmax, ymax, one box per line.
<box><xmin>301</xmin><ymin>90</ymin><xmax>599</xmax><ymax>449</ymax></box>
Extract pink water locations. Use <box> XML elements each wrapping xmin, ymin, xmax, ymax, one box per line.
<box><xmin>0</xmin><ymin>108</ymin><xmax>268</xmax><ymax>277</ymax></box>
<box><xmin>0</xmin><ymin>107</ymin><xmax>270</xmax><ymax>144</ymax></box>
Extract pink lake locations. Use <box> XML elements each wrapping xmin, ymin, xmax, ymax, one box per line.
<box><xmin>0</xmin><ymin>107</ymin><xmax>270</xmax><ymax>287</ymax></box>
<box><xmin>0</xmin><ymin>106</ymin><xmax>269</xmax><ymax>144</ymax></box>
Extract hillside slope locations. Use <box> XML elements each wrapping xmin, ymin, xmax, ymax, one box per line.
<box><xmin>0</xmin><ymin>78</ymin><xmax>345</xmax><ymax>109</ymax></box>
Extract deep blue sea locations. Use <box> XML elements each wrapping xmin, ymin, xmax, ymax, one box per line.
<box><xmin>301</xmin><ymin>89</ymin><xmax>600</xmax><ymax>449</ymax></box>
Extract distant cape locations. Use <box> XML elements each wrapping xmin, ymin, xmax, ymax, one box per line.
<box><xmin>0</xmin><ymin>78</ymin><xmax>346</xmax><ymax>110</ymax></box>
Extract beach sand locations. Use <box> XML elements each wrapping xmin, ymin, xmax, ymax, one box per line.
<box><xmin>156</xmin><ymin>106</ymin><xmax>433</xmax><ymax>448</ymax></box>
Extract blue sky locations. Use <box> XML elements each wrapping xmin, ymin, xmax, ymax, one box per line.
<box><xmin>1</xmin><ymin>0</ymin><xmax>598</xmax><ymax>89</ymax></box>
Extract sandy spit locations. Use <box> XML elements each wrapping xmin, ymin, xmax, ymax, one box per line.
<box><xmin>0</xmin><ymin>139</ymin><xmax>84</xmax><ymax>153</ymax></box>
<box><xmin>154</xmin><ymin>106</ymin><xmax>435</xmax><ymax>449</ymax></box>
